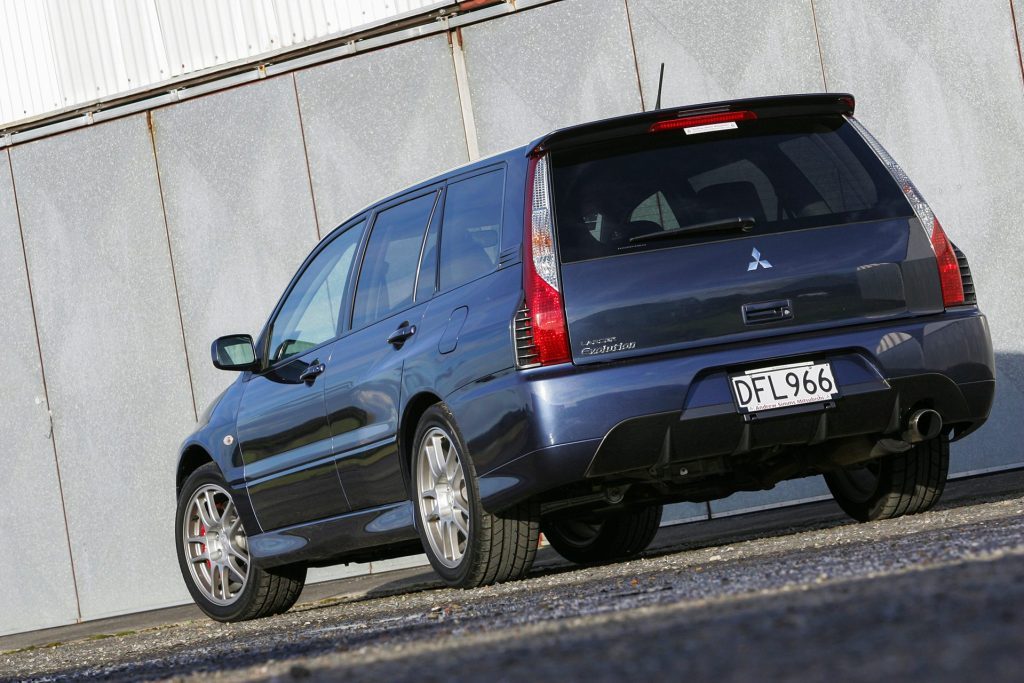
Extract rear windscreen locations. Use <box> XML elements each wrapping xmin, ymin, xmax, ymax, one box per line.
<box><xmin>550</xmin><ymin>116</ymin><xmax>912</xmax><ymax>263</ymax></box>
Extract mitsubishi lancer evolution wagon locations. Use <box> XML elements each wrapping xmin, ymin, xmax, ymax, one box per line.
<box><xmin>175</xmin><ymin>94</ymin><xmax>993</xmax><ymax>621</ymax></box>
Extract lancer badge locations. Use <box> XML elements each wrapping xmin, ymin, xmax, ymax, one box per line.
<box><xmin>748</xmin><ymin>248</ymin><xmax>772</xmax><ymax>271</ymax></box>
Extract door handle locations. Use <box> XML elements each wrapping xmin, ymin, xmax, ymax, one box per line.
<box><xmin>298</xmin><ymin>362</ymin><xmax>326</xmax><ymax>384</ymax></box>
<box><xmin>387</xmin><ymin>324</ymin><xmax>417</xmax><ymax>348</ymax></box>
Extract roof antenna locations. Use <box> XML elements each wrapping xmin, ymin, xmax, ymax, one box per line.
<box><xmin>654</xmin><ymin>62</ymin><xmax>665</xmax><ymax>110</ymax></box>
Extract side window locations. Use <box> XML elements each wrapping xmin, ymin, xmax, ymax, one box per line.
<box><xmin>269</xmin><ymin>220</ymin><xmax>365</xmax><ymax>363</ymax></box>
<box><xmin>352</xmin><ymin>192</ymin><xmax>437</xmax><ymax>329</ymax></box>
<box><xmin>440</xmin><ymin>169</ymin><xmax>504</xmax><ymax>291</ymax></box>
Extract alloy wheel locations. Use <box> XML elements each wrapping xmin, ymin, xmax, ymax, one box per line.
<box><xmin>182</xmin><ymin>483</ymin><xmax>250</xmax><ymax>605</ymax></box>
<box><xmin>416</xmin><ymin>426</ymin><xmax>471</xmax><ymax>568</ymax></box>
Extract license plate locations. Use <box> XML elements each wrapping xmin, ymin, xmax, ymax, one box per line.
<box><xmin>730</xmin><ymin>360</ymin><xmax>839</xmax><ymax>414</ymax></box>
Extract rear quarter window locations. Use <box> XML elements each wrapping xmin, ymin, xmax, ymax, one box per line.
<box><xmin>439</xmin><ymin>169</ymin><xmax>504</xmax><ymax>290</ymax></box>
<box><xmin>551</xmin><ymin>117</ymin><xmax>911</xmax><ymax>263</ymax></box>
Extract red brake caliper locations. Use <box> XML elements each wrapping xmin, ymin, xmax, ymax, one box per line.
<box><xmin>199</xmin><ymin>523</ymin><xmax>210</xmax><ymax>569</ymax></box>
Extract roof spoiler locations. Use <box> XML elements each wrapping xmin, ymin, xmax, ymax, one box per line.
<box><xmin>530</xmin><ymin>93</ymin><xmax>855</xmax><ymax>154</ymax></box>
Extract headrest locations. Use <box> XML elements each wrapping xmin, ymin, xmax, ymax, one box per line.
<box><xmin>695</xmin><ymin>182</ymin><xmax>766</xmax><ymax>224</ymax></box>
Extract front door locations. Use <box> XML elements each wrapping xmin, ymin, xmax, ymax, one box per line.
<box><xmin>238</xmin><ymin>218</ymin><xmax>366</xmax><ymax>531</ymax></box>
<box><xmin>325</xmin><ymin>189</ymin><xmax>440</xmax><ymax>510</ymax></box>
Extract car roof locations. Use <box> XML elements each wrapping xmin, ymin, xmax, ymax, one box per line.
<box><xmin>328</xmin><ymin>92</ymin><xmax>854</xmax><ymax>235</ymax></box>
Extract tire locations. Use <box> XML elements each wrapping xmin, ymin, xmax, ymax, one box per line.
<box><xmin>176</xmin><ymin>462</ymin><xmax>306</xmax><ymax>622</ymax></box>
<box><xmin>825</xmin><ymin>434</ymin><xmax>949</xmax><ymax>522</ymax></box>
<box><xmin>412</xmin><ymin>403</ymin><xmax>540</xmax><ymax>588</ymax></box>
<box><xmin>543</xmin><ymin>504</ymin><xmax>663</xmax><ymax>565</ymax></box>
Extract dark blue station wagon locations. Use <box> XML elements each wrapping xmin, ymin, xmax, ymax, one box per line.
<box><xmin>175</xmin><ymin>94</ymin><xmax>994</xmax><ymax>621</ymax></box>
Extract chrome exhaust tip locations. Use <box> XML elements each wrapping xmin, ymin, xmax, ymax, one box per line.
<box><xmin>904</xmin><ymin>408</ymin><xmax>943</xmax><ymax>443</ymax></box>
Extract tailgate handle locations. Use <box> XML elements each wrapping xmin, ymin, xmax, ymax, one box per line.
<box><xmin>742</xmin><ymin>299</ymin><xmax>793</xmax><ymax>325</ymax></box>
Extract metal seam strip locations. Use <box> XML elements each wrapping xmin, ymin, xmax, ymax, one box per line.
<box><xmin>147</xmin><ymin>111</ymin><xmax>199</xmax><ymax>422</ymax></box>
<box><xmin>449</xmin><ymin>24</ymin><xmax>481</xmax><ymax>161</ymax></box>
<box><xmin>1010</xmin><ymin>0</ymin><xmax>1024</xmax><ymax>90</ymax></box>
<box><xmin>291</xmin><ymin>72</ymin><xmax>323</xmax><ymax>240</ymax></box>
<box><xmin>809</xmin><ymin>0</ymin><xmax>830</xmax><ymax>92</ymax></box>
<box><xmin>622</xmin><ymin>0</ymin><xmax>648</xmax><ymax>111</ymax></box>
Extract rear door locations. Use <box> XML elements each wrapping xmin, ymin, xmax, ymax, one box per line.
<box><xmin>549</xmin><ymin>115</ymin><xmax>944</xmax><ymax>364</ymax></box>
<box><xmin>325</xmin><ymin>188</ymin><xmax>440</xmax><ymax>510</ymax></box>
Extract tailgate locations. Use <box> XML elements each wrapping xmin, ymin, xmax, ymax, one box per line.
<box><xmin>549</xmin><ymin>113</ymin><xmax>944</xmax><ymax>364</ymax></box>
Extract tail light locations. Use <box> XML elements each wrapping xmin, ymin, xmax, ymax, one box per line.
<box><xmin>847</xmin><ymin>116</ymin><xmax>965</xmax><ymax>307</ymax></box>
<box><xmin>516</xmin><ymin>152</ymin><xmax>570</xmax><ymax>368</ymax></box>
<box><xmin>928</xmin><ymin>219</ymin><xmax>965</xmax><ymax>306</ymax></box>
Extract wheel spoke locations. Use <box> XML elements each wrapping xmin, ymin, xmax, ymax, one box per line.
<box><xmin>225</xmin><ymin>558</ymin><xmax>246</xmax><ymax>584</ymax></box>
<box><xmin>186</xmin><ymin>536</ymin><xmax>207</xmax><ymax>546</ymax></box>
<box><xmin>446</xmin><ymin>518</ymin><xmax>460</xmax><ymax>558</ymax></box>
<box><xmin>210</xmin><ymin>564</ymin><xmax>221</xmax><ymax>599</ymax></box>
<box><xmin>428</xmin><ymin>434</ymin><xmax>446</xmax><ymax>479</ymax></box>
<box><xmin>218</xmin><ymin>565</ymin><xmax>230</xmax><ymax>600</ymax></box>
<box><xmin>420</xmin><ymin>488</ymin><xmax>436</xmax><ymax>500</ymax></box>
<box><xmin>190</xmin><ymin>552</ymin><xmax>210</xmax><ymax>565</ymax></box>
<box><xmin>453</xmin><ymin>511</ymin><xmax>469</xmax><ymax>536</ymax></box>
<box><xmin>195</xmin><ymin>495</ymin><xmax>216</xmax><ymax>527</ymax></box>
<box><xmin>222</xmin><ymin>498</ymin><xmax>235</xmax><ymax>524</ymax></box>
<box><xmin>227</xmin><ymin>542</ymin><xmax>249</xmax><ymax>562</ymax></box>
<box><xmin>440</xmin><ymin>519</ymin><xmax>453</xmax><ymax>560</ymax></box>
<box><xmin>426</xmin><ymin>502</ymin><xmax>440</xmax><ymax>522</ymax></box>
<box><xmin>445</xmin><ymin>447</ymin><xmax>458</xmax><ymax>480</ymax></box>
<box><xmin>203</xmin><ymin>491</ymin><xmax>218</xmax><ymax>524</ymax></box>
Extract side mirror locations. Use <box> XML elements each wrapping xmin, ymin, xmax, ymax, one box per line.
<box><xmin>211</xmin><ymin>334</ymin><xmax>258</xmax><ymax>371</ymax></box>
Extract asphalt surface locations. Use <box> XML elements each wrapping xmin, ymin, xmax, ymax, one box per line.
<box><xmin>3</xmin><ymin>470</ymin><xmax>1023</xmax><ymax>683</ymax></box>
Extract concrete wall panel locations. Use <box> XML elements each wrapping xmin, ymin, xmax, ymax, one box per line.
<box><xmin>152</xmin><ymin>76</ymin><xmax>321</xmax><ymax>411</ymax></box>
<box><xmin>627</xmin><ymin>0</ymin><xmax>824</xmax><ymax>110</ymax></box>
<box><xmin>461</xmin><ymin>0</ymin><xmax>643</xmax><ymax>157</ymax></box>
<box><xmin>295</xmin><ymin>35</ymin><xmax>469</xmax><ymax>231</ymax></box>
<box><xmin>662</xmin><ymin>502</ymin><xmax>709</xmax><ymax>525</ymax></box>
<box><xmin>709</xmin><ymin>478</ymin><xmax>830</xmax><ymax>518</ymax></box>
<box><xmin>815</xmin><ymin>0</ymin><xmax>1024</xmax><ymax>473</ymax></box>
<box><xmin>0</xmin><ymin>152</ymin><xmax>80</xmax><ymax>636</ymax></box>
<box><xmin>10</xmin><ymin>115</ymin><xmax>197</xmax><ymax>621</ymax></box>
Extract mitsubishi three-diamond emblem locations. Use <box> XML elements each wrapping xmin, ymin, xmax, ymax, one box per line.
<box><xmin>747</xmin><ymin>247</ymin><xmax>772</xmax><ymax>271</ymax></box>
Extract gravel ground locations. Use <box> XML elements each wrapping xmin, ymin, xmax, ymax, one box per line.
<box><xmin>3</xmin><ymin>475</ymin><xmax>1023</xmax><ymax>683</ymax></box>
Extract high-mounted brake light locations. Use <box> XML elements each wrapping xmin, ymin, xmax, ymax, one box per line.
<box><xmin>519</xmin><ymin>153</ymin><xmax>571</xmax><ymax>367</ymax></box>
<box><xmin>649</xmin><ymin>110</ymin><xmax>757</xmax><ymax>133</ymax></box>
<box><xmin>846</xmin><ymin>116</ymin><xmax>965</xmax><ymax>307</ymax></box>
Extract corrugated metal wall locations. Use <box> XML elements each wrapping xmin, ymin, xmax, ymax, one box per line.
<box><xmin>0</xmin><ymin>0</ymin><xmax>444</xmax><ymax>127</ymax></box>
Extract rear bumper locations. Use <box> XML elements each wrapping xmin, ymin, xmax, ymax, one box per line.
<box><xmin>446</xmin><ymin>309</ymin><xmax>994</xmax><ymax>512</ymax></box>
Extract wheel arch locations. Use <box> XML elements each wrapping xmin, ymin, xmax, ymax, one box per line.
<box><xmin>400</xmin><ymin>391</ymin><xmax>443</xmax><ymax>494</ymax></box>
<box><xmin>177</xmin><ymin>444</ymin><xmax>215</xmax><ymax>496</ymax></box>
